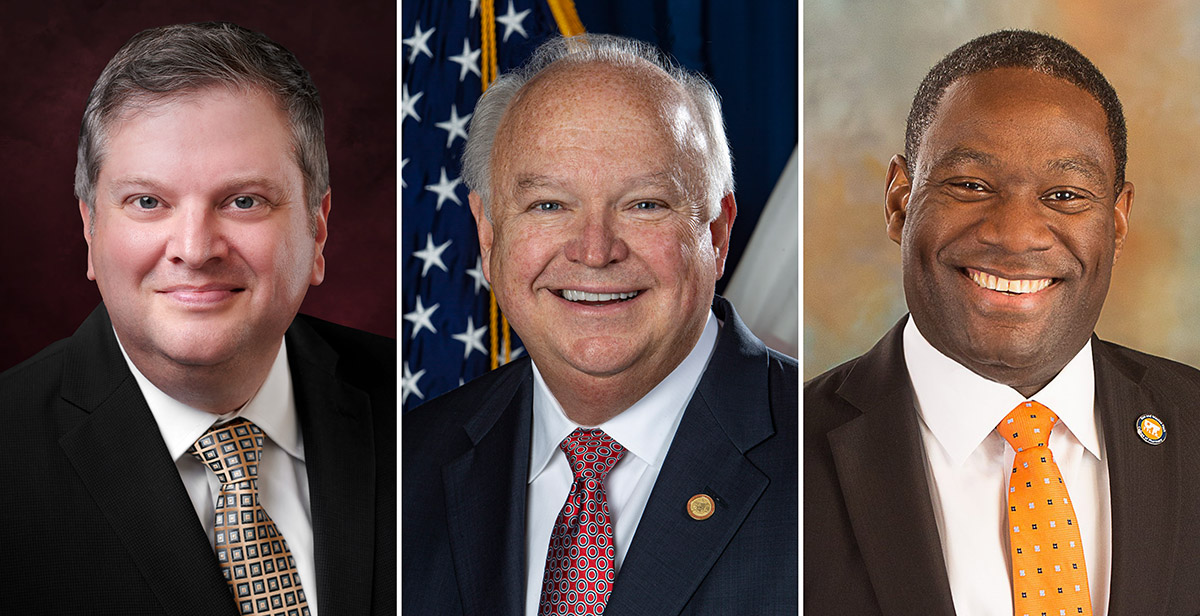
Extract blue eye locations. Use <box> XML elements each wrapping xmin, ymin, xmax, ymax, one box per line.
<box><xmin>137</xmin><ymin>196</ymin><xmax>159</xmax><ymax>209</ymax></box>
<box><xmin>232</xmin><ymin>196</ymin><xmax>257</xmax><ymax>209</ymax></box>
<box><xmin>535</xmin><ymin>202</ymin><xmax>561</xmax><ymax>211</ymax></box>
<box><xmin>634</xmin><ymin>201</ymin><xmax>659</xmax><ymax>209</ymax></box>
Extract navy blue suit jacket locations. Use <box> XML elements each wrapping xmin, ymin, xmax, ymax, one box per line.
<box><xmin>805</xmin><ymin>317</ymin><xmax>1200</xmax><ymax>615</ymax></box>
<box><xmin>403</xmin><ymin>297</ymin><xmax>797</xmax><ymax>615</ymax></box>
<box><xmin>0</xmin><ymin>304</ymin><xmax>396</xmax><ymax>615</ymax></box>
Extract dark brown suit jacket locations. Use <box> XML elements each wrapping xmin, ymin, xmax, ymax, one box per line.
<box><xmin>805</xmin><ymin>317</ymin><xmax>1200</xmax><ymax>614</ymax></box>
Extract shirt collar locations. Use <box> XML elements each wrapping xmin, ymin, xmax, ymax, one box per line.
<box><xmin>116</xmin><ymin>333</ymin><xmax>304</xmax><ymax>463</ymax></box>
<box><xmin>902</xmin><ymin>317</ymin><xmax>1099</xmax><ymax>466</ymax></box>
<box><xmin>528</xmin><ymin>310</ymin><xmax>720</xmax><ymax>483</ymax></box>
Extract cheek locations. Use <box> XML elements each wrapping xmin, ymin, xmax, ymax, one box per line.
<box><xmin>92</xmin><ymin>222</ymin><xmax>162</xmax><ymax>279</ymax></box>
<box><xmin>492</xmin><ymin>224</ymin><xmax>561</xmax><ymax>286</ymax></box>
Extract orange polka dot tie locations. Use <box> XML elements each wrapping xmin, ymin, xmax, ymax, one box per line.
<box><xmin>190</xmin><ymin>418</ymin><xmax>310</xmax><ymax>615</ymax></box>
<box><xmin>998</xmin><ymin>401</ymin><xmax>1091</xmax><ymax>616</ymax></box>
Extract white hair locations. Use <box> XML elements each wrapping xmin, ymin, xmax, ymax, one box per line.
<box><xmin>461</xmin><ymin>33</ymin><xmax>733</xmax><ymax>220</ymax></box>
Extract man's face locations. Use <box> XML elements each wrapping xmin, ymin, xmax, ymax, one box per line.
<box><xmin>887</xmin><ymin>67</ymin><xmax>1132</xmax><ymax>393</ymax></box>
<box><xmin>471</xmin><ymin>63</ymin><xmax>734</xmax><ymax>395</ymax></box>
<box><xmin>83</xmin><ymin>86</ymin><xmax>329</xmax><ymax>371</ymax></box>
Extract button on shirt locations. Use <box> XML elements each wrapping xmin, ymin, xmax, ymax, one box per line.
<box><xmin>902</xmin><ymin>318</ymin><xmax>1111</xmax><ymax>616</ymax></box>
<box><xmin>117</xmin><ymin>336</ymin><xmax>319</xmax><ymax>615</ymax></box>
<box><xmin>523</xmin><ymin>311</ymin><xmax>719</xmax><ymax>616</ymax></box>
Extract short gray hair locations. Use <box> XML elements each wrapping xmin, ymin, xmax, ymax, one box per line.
<box><xmin>461</xmin><ymin>34</ymin><xmax>733</xmax><ymax>220</ymax></box>
<box><xmin>76</xmin><ymin>22</ymin><xmax>329</xmax><ymax>225</ymax></box>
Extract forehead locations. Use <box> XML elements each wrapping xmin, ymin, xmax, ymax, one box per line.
<box><xmin>919</xmin><ymin>68</ymin><xmax>1113</xmax><ymax>173</ymax></box>
<box><xmin>492</xmin><ymin>61</ymin><xmax>699</xmax><ymax>176</ymax></box>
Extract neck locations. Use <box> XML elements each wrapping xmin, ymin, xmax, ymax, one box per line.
<box><xmin>125</xmin><ymin>340</ymin><xmax>281</xmax><ymax>415</ymax></box>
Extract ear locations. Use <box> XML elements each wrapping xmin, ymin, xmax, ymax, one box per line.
<box><xmin>468</xmin><ymin>191</ymin><xmax>494</xmax><ymax>282</ymax></box>
<box><xmin>885</xmin><ymin>154</ymin><xmax>912</xmax><ymax>245</ymax></box>
<box><xmin>79</xmin><ymin>200</ymin><xmax>96</xmax><ymax>281</ymax></box>
<box><xmin>710</xmin><ymin>192</ymin><xmax>738</xmax><ymax>279</ymax></box>
<box><xmin>1112</xmin><ymin>181</ymin><xmax>1134</xmax><ymax>261</ymax></box>
<box><xmin>309</xmin><ymin>189</ymin><xmax>332</xmax><ymax>286</ymax></box>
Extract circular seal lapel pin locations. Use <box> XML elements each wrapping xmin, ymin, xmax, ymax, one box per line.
<box><xmin>1135</xmin><ymin>414</ymin><xmax>1166</xmax><ymax>445</ymax></box>
<box><xmin>687</xmin><ymin>494</ymin><xmax>715</xmax><ymax>520</ymax></box>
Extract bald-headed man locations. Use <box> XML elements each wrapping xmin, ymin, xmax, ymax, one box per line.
<box><xmin>404</xmin><ymin>34</ymin><xmax>797</xmax><ymax>615</ymax></box>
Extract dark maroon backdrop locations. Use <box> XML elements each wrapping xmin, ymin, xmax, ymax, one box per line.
<box><xmin>0</xmin><ymin>0</ymin><xmax>397</xmax><ymax>372</ymax></box>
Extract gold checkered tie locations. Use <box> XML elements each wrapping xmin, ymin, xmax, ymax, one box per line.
<box><xmin>190</xmin><ymin>418</ymin><xmax>311</xmax><ymax>616</ymax></box>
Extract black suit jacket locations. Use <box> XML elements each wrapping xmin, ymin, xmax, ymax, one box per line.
<box><xmin>0</xmin><ymin>304</ymin><xmax>396</xmax><ymax>615</ymax></box>
<box><xmin>805</xmin><ymin>317</ymin><xmax>1200</xmax><ymax>615</ymax></box>
<box><xmin>403</xmin><ymin>297</ymin><xmax>798</xmax><ymax>615</ymax></box>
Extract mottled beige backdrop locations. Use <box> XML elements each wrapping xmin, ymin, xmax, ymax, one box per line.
<box><xmin>804</xmin><ymin>0</ymin><xmax>1200</xmax><ymax>379</ymax></box>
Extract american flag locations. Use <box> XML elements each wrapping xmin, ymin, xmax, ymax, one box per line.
<box><xmin>401</xmin><ymin>0</ymin><xmax>582</xmax><ymax>411</ymax></box>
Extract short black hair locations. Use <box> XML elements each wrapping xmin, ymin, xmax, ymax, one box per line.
<box><xmin>905</xmin><ymin>30</ymin><xmax>1126</xmax><ymax>194</ymax></box>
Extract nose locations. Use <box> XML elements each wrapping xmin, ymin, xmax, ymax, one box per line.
<box><xmin>563</xmin><ymin>208</ymin><xmax>629</xmax><ymax>267</ymax></box>
<box><xmin>975</xmin><ymin>192</ymin><xmax>1055</xmax><ymax>254</ymax></box>
<box><xmin>166</xmin><ymin>203</ymin><xmax>227</xmax><ymax>268</ymax></box>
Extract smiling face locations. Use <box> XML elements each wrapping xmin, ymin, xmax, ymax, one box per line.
<box><xmin>470</xmin><ymin>61</ymin><xmax>734</xmax><ymax>419</ymax></box>
<box><xmin>886</xmin><ymin>68</ymin><xmax>1132</xmax><ymax>395</ymax></box>
<box><xmin>83</xmin><ymin>86</ymin><xmax>328</xmax><ymax>384</ymax></box>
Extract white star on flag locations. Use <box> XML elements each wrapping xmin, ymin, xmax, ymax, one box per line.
<box><xmin>424</xmin><ymin>167</ymin><xmax>463</xmax><ymax>210</ymax></box>
<box><xmin>434</xmin><ymin>105</ymin><xmax>472</xmax><ymax>148</ymax></box>
<box><xmin>497</xmin><ymin>0</ymin><xmax>531</xmax><ymax>42</ymax></box>
<box><xmin>469</xmin><ymin>0</ymin><xmax>480</xmax><ymax>18</ymax></box>
<box><xmin>404</xmin><ymin>295</ymin><xmax>440</xmax><ymax>339</ymax></box>
<box><xmin>401</xmin><ymin>84</ymin><xmax>423</xmax><ymax>123</ymax></box>
<box><xmin>452</xmin><ymin>316</ymin><xmax>489</xmax><ymax>360</ymax></box>
<box><xmin>400</xmin><ymin>158</ymin><xmax>409</xmax><ymax>189</ymax></box>
<box><xmin>412</xmin><ymin>233</ymin><xmax>452</xmax><ymax>276</ymax></box>
<box><xmin>402</xmin><ymin>361</ymin><xmax>426</xmax><ymax>404</ymax></box>
<box><xmin>466</xmin><ymin>256</ymin><xmax>490</xmax><ymax>293</ymax></box>
<box><xmin>403</xmin><ymin>21</ymin><xmax>437</xmax><ymax>63</ymax></box>
<box><xmin>448</xmin><ymin>38</ymin><xmax>482</xmax><ymax>82</ymax></box>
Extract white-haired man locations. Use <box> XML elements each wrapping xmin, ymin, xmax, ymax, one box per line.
<box><xmin>404</xmin><ymin>34</ymin><xmax>797</xmax><ymax>615</ymax></box>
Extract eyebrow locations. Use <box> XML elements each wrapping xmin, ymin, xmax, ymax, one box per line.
<box><xmin>926</xmin><ymin>147</ymin><xmax>999</xmax><ymax>172</ymax></box>
<box><xmin>105</xmin><ymin>175</ymin><xmax>294</xmax><ymax>201</ymax></box>
<box><xmin>512</xmin><ymin>171</ymin><xmax>682</xmax><ymax>195</ymax></box>
<box><xmin>1045</xmin><ymin>156</ymin><xmax>1108</xmax><ymax>187</ymax></box>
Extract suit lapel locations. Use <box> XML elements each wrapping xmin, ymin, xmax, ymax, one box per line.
<box><xmin>827</xmin><ymin>320</ymin><xmax>957</xmax><ymax>615</ymax></box>
<box><xmin>57</xmin><ymin>305</ymin><xmax>235</xmax><ymax>614</ymax></box>
<box><xmin>442</xmin><ymin>363</ymin><xmax>534</xmax><ymax>616</ymax></box>
<box><xmin>1093</xmin><ymin>341</ymin><xmax>1179</xmax><ymax>614</ymax></box>
<box><xmin>286</xmin><ymin>319</ymin><xmax>377</xmax><ymax>615</ymax></box>
<box><xmin>605</xmin><ymin>299</ymin><xmax>776</xmax><ymax>616</ymax></box>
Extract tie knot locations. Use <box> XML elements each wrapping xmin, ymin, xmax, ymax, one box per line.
<box><xmin>997</xmin><ymin>401</ymin><xmax>1059</xmax><ymax>452</ymax></box>
<box><xmin>189</xmin><ymin>417</ymin><xmax>264</xmax><ymax>485</ymax></box>
<box><xmin>559</xmin><ymin>428</ymin><xmax>625</xmax><ymax>482</ymax></box>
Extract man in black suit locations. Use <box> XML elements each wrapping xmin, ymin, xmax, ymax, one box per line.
<box><xmin>0</xmin><ymin>23</ymin><xmax>394</xmax><ymax>614</ymax></box>
<box><xmin>806</xmin><ymin>30</ymin><xmax>1200</xmax><ymax>614</ymax></box>
<box><xmin>403</xmin><ymin>34</ymin><xmax>797</xmax><ymax>615</ymax></box>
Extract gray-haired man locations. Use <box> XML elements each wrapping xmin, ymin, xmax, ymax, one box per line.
<box><xmin>1</xmin><ymin>22</ymin><xmax>394</xmax><ymax>615</ymax></box>
<box><xmin>404</xmin><ymin>34</ymin><xmax>797</xmax><ymax>616</ymax></box>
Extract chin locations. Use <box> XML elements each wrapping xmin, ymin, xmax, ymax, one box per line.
<box><xmin>558</xmin><ymin>337</ymin><xmax>643</xmax><ymax>378</ymax></box>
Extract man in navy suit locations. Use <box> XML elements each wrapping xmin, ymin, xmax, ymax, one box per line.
<box><xmin>806</xmin><ymin>30</ymin><xmax>1200</xmax><ymax>614</ymax></box>
<box><xmin>0</xmin><ymin>23</ymin><xmax>394</xmax><ymax>614</ymax></box>
<box><xmin>403</xmin><ymin>34</ymin><xmax>797</xmax><ymax>615</ymax></box>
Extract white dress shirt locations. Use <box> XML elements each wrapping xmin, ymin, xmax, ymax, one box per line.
<box><xmin>117</xmin><ymin>336</ymin><xmax>319</xmax><ymax>615</ymax></box>
<box><xmin>903</xmin><ymin>319</ymin><xmax>1111</xmax><ymax>616</ymax></box>
<box><xmin>523</xmin><ymin>311</ymin><xmax>719</xmax><ymax>616</ymax></box>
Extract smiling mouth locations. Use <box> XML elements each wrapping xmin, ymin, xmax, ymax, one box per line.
<box><xmin>965</xmin><ymin>268</ymin><xmax>1053</xmax><ymax>295</ymax></box>
<box><xmin>557</xmin><ymin>289</ymin><xmax>640</xmax><ymax>305</ymax></box>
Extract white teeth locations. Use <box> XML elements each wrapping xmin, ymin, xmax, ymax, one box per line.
<box><xmin>561</xmin><ymin>289</ymin><xmax>639</xmax><ymax>302</ymax></box>
<box><xmin>968</xmin><ymin>270</ymin><xmax>1051</xmax><ymax>294</ymax></box>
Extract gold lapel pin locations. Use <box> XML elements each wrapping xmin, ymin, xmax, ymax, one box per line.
<box><xmin>687</xmin><ymin>494</ymin><xmax>715</xmax><ymax>520</ymax></box>
<box><xmin>1135</xmin><ymin>414</ymin><xmax>1166</xmax><ymax>445</ymax></box>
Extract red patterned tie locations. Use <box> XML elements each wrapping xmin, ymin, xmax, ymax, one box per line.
<box><xmin>539</xmin><ymin>428</ymin><xmax>626</xmax><ymax>615</ymax></box>
<box><xmin>190</xmin><ymin>418</ymin><xmax>311</xmax><ymax>616</ymax></box>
